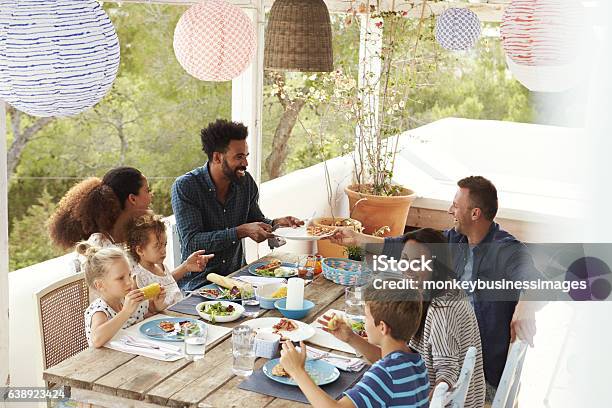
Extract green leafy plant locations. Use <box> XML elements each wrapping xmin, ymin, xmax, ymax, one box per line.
<box><xmin>345</xmin><ymin>245</ymin><xmax>365</xmax><ymax>261</ymax></box>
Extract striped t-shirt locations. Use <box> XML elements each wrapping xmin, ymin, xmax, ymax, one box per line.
<box><xmin>344</xmin><ymin>351</ymin><xmax>430</xmax><ymax>408</ymax></box>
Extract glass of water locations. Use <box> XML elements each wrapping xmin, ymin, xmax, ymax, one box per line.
<box><xmin>232</xmin><ymin>325</ymin><xmax>256</xmax><ymax>377</ymax></box>
<box><xmin>345</xmin><ymin>286</ymin><xmax>365</xmax><ymax>322</ymax></box>
<box><xmin>241</xmin><ymin>285</ymin><xmax>260</xmax><ymax>318</ymax></box>
<box><xmin>184</xmin><ymin>322</ymin><xmax>207</xmax><ymax>361</ymax></box>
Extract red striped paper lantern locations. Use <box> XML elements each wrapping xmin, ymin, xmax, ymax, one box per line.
<box><xmin>501</xmin><ymin>0</ymin><xmax>584</xmax><ymax>67</ymax></box>
<box><xmin>173</xmin><ymin>0</ymin><xmax>256</xmax><ymax>82</ymax></box>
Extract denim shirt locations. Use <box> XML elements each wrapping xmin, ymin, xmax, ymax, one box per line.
<box><xmin>445</xmin><ymin>223</ymin><xmax>537</xmax><ymax>387</ymax></box>
<box><xmin>383</xmin><ymin>223</ymin><xmax>537</xmax><ymax>387</ymax></box>
<box><xmin>170</xmin><ymin>163</ymin><xmax>272</xmax><ymax>291</ymax></box>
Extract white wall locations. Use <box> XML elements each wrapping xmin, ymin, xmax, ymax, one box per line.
<box><xmin>245</xmin><ymin>155</ymin><xmax>354</xmax><ymax>261</ymax></box>
<box><xmin>8</xmin><ymin>254</ymin><xmax>76</xmax><ymax>389</ymax></box>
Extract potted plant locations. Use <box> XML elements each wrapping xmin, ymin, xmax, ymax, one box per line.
<box><xmin>345</xmin><ymin>245</ymin><xmax>365</xmax><ymax>261</ymax></box>
<box><xmin>339</xmin><ymin>6</ymin><xmax>430</xmax><ymax>236</ymax></box>
<box><xmin>267</xmin><ymin>5</ymin><xmax>431</xmax><ymax>239</ymax></box>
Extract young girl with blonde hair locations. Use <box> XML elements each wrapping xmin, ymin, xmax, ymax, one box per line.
<box><xmin>78</xmin><ymin>242</ymin><xmax>166</xmax><ymax>348</ymax></box>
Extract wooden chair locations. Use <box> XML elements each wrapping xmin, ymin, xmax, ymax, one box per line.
<box><xmin>492</xmin><ymin>340</ymin><xmax>528</xmax><ymax>408</ymax></box>
<box><xmin>35</xmin><ymin>273</ymin><xmax>89</xmax><ymax>371</ymax></box>
<box><xmin>429</xmin><ymin>346</ymin><xmax>478</xmax><ymax>408</ymax></box>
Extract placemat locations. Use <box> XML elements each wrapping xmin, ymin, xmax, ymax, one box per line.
<box><xmin>238</xmin><ymin>364</ymin><xmax>369</xmax><ymax>404</ymax></box>
<box><xmin>168</xmin><ymin>267</ymin><xmax>254</xmax><ymax>316</ymax></box>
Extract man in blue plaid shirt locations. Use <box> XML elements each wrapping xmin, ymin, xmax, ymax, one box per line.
<box><xmin>171</xmin><ymin>119</ymin><xmax>302</xmax><ymax>290</ymax></box>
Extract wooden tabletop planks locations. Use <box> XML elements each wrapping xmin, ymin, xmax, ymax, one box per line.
<box><xmin>42</xmin><ymin>253</ymin><xmax>357</xmax><ymax>407</ymax></box>
<box><xmin>43</xmin><ymin>347</ymin><xmax>136</xmax><ymax>390</ymax></box>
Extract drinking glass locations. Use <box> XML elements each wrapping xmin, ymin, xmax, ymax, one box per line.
<box><xmin>241</xmin><ymin>285</ymin><xmax>260</xmax><ymax>318</ymax></box>
<box><xmin>344</xmin><ymin>286</ymin><xmax>365</xmax><ymax>322</ymax></box>
<box><xmin>297</xmin><ymin>256</ymin><xmax>314</xmax><ymax>280</ymax></box>
<box><xmin>232</xmin><ymin>325</ymin><xmax>256</xmax><ymax>377</ymax></box>
<box><xmin>183</xmin><ymin>322</ymin><xmax>207</xmax><ymax>361</ymax></box>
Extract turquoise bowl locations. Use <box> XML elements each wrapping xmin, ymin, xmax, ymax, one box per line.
<box><xmin>274</xmin><ymin>299</ymin><xmax>315</xmax><ymax>320</ymax></box>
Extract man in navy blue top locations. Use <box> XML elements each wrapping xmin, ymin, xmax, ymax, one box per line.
<box><xmin>446</xmin><ymin>176</ymin><xmax>539</xmax><ymax>400</ymax></box>
<box><xmin>330</xmin><ymin>176</ymin><xmax>540</xmax><ymax>402</ymax></box>
<box><xmin>171</xmin><ymin>120</ymin><xmax>302</xmax><ymax>291</ymax></box>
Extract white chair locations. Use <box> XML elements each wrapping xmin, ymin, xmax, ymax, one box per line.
<box><xmin>492</xmin><ymin>340</ymin><xmax>528</xmax><ymax>408</ymax></box>
<box><xmin>34</xmin><ymin>273</ymin><xmax>89</xmax><ymax>371</ymax></box>
<box><xmin>430</xmin><ymin>382</ymin><xmax>450</xmax><ymax>408</ymax></box>
<box><xmin>429</xmin><ymin>346</ymin><xmax>478</xmax><ymax>408</ymax></box>
<box><xmin>448</xmin><ymin>346</ymin><xmax>478</xmax><ymax>408</ymax></box>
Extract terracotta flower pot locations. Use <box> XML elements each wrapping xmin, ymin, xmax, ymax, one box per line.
<box><xmin>312</xmin><ymin>217</ymin><xmax>362</xmax><ymax>258</ymax></box>
<box><xmin>345</xmin><ymin>184</ymin><xmax>416</xmax><ymax>236</ymax></box>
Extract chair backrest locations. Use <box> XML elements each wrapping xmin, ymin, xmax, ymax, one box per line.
<box><xmin>492</xmin><ymin>340</ymin><xmax>528</xmax><ymax>408</ymax></box>
<box><xmin>430</xmin><ymin>382</ymin><xmax>450</xmax><ymax>408</ymax></box>
<box><xmin>448</xmin><ymin>346</ymin><xmax>478</xmax><ymax>408</ymax></box>
<box><xmin>35</xmin><ymin>273</ymin><xmax>89</xmax><ymax>369</ymax></box>
<box><xmin>428</xmin><ymin>346</ymin><xmax>478</xmax><ymax>408</ymax></box>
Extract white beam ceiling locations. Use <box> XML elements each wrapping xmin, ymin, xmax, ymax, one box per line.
<box><xmin>111</xmin><ymin>0</ymin><xmax>510</xmax><ymax>22</ymax></box>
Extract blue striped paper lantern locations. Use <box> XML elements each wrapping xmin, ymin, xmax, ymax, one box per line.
<box><xmin>0</xmin><ymin>0</ymin><xmax>120</xmax><ymax>117</ymax></box>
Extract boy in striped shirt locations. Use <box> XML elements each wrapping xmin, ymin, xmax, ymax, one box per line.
<box><xmin>280</xmin><ymin>287</ymin><xmax>430</xmax><ymax>407</ymax></box>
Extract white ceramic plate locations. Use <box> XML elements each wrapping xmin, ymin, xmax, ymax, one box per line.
<box><xmin>196</xmin><ymin>301</ymin><xmax>244</xmax><ymax>323</ymax></box>
<box><xmin>273</xmin><ymin>226</ymin><xmax>333</xmax><ymax>241</ymax></box>
<box><xmin>241</xmin><ymin>317</ymin><xmax>316</xmax><ymax>342</ymax></box>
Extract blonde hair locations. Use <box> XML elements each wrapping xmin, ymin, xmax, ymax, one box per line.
<box><xmin>76</xmin><ymin>242</ymin><xmax>128</xmax><ymax>288</ymax></box>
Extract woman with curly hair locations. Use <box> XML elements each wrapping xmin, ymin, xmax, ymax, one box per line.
<box><xmin>48</xmin><ymin>166</ymin><xmax>152</xmax><ymax>251</ymax></box>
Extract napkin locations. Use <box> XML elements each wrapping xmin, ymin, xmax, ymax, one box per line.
<box><xmin>309</xmin><ymin>309</ymin><xmax>359</xmax><ymax>355</ymax></box>
<box><xmin>305</xmin><ymin>346</ymin><xmax>366</xmax><ymax>372</ymax></box>
<box><xmin>235</xmin><ymin>275</ymin><xmax>286</xmax><ymax>287</ymax></box>
<box><xmin>106</xmin><ymin>334</ymin><xmax>183</xmax><ymax>361</ymax></box>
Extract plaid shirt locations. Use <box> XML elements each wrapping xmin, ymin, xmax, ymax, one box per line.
<box><xmin>171</xmin><ymin>163</ymin><xmax>272</xmax><ymax>290</ymax></box>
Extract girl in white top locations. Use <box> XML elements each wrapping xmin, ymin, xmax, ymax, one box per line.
<box><xmin>78</xmin><ymin>242</ymin><xmax>167</xmax><ymax>348</ymax></box>
<box><xmin>126</xmin><ymin>214</ymin><xmax>214</xmax><ymax>308</ymax></box>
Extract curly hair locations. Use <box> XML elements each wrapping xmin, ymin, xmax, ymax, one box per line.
<box><xmin>48</xmin><ymin>167</ymin><xmax>145</xmax><ymax>250</ymax></box>
<box><xmin>126</xmin><ymin>213</ymin><xmax>167</xmax><ymax>263</ymax></box>
<box><xmin>200</xmin><ymin>119</ymin><xmax>248</xmax><ymax>160</ymax></box>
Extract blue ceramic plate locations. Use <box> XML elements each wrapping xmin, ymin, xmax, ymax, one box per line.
<box><xmin>248</xmin><ymin>262</ymin><xmax>298</xmax><ymax>277</ymax></box>
<box><xmin>139</xmin><ymin>317</ymin><xmax>203</xmax><ymax>342</ymax></box>
<box><xmin>197</xmin><ymin>283</ymin><xmax>242</xmax><ymax>301</ymax></box>
<box><xmin>263</xmin><ymin>358</ymin><xmax>340</xmax><ymax>386</ymax></box>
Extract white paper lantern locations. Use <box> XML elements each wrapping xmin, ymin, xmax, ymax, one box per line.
<box><xmin>501</xmin><ymin>0</ymin><xmax>584</xmax><ymax>66</ymax></box>
<box><xmin>0</xmin><ymin>0</ymin><xmax>120</xmax><ymax>117</ymax></box>
<box><xmin>173</xmin><ymin>0</ymin><xmax>256</xmax><ymax>82</ymax></box>
<box><xmin>435</xmin><ymin>8</ymin><xmax>481</xmax><ymax>51</ymax></box>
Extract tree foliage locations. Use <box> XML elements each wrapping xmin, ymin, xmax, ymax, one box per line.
<box><xmin>8</xmin><ymin>5</ymin><xmax>535</xmax><ymax>270</ymax></box>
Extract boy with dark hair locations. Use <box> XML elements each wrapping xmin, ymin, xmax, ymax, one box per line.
<box><xmin>279</xmin><ymin>287</ymin><xmax>430</xmax><ymax>408</ymax></box>
<box><xmin>171</xmin><ymin>119</ymin><xmax>302</xmax><ymax>290</ymax></box>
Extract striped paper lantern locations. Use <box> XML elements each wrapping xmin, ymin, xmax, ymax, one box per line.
<box><xmin>0</xmin><ymin>0</ymin><xmax>120</xmax><ymax>117</ymax></box>
<box><xmin>173</xmin><ymin>0</ymin><xmax>256</xmax><ymax>82</ymax></box>
<box><xmin>435</xmin><ymin>8</ymin><xmax>481</xmax><ymax>51</ymax></box>
<box><xmin>501</xmin><ymin>0</ymin><xmax>584</xmax><ymax>66</ymax></box>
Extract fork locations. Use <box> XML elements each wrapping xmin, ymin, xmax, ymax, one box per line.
<box><xmin>301</xmin><ymin>210</ymin><xmax>317</xmax><ymax>227</ymax></box>
<box><xmin>308</xmin><ymin>351</ymin><xmax>354</xmax><ymax>362</ymax></box>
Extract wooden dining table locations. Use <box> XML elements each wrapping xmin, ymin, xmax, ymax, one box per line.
<box><xmin>43</xmin><ymin>253</ymin><xmax>360</xmax><ymax>407</ymax></box>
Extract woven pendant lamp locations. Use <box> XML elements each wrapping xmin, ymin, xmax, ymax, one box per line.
<box><xmin>265</xmin><ymin>0</ymin><xmax>333</xmax><ymax>72</ymax></box>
